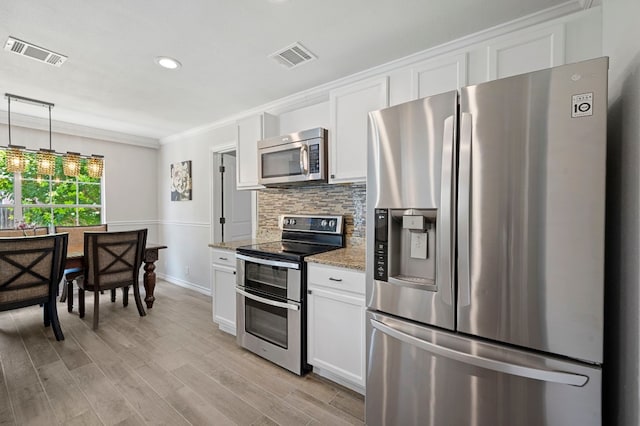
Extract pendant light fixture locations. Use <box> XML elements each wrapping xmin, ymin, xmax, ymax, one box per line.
<box><xmin>62</xmin><ymin>151</ymin><xmax>81</xmax><ymax>177</ymax></box>
<box><xmin>5</xmin><ymin>95</ymin><xmax>28</xmax><ymax>173</ymax></box>
<box><xmin>3</xmin><ymin>93</ymin><xmax>105</xmax><ymax>178</ymax></box>
<box><xmin>87</xmin><ymin>154</ymin><xmax>104</xmax><ymax>178</ymax></box>
<box><xmin>36</xmin><ymin>103</ymin><xmax>55</xmax><ymax>176</ymax></box>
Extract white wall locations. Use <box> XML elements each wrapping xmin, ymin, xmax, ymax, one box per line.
<box><xmin>602</xmin><ymin>0</ymin><xmax>640</xmax><ymax>424</ymax></box>
<box><xmin>157</xmin><ymin>123</ymin><xmax>236</xmax><ymax>293</ymax></box>
<box><xmin>0</xmin><ymin>123</ymin><xmax>159</xmax><ymax>239</ymax></box>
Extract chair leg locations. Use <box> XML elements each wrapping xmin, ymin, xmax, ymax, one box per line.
<box><xmin>79</xmin><ymin>287</ymin><xmax>85</xmax><ymax>318</ymax></box>
<box><xmin>111</xmin><ymin>289</ymin><xmax>116</xmax><ymax>303</ymax></box>
<box><xmin>60</xmin><ymin>279</ymin><xmax>68</xmax><ymax>302</ymax></box>
<box><xmin>132</xmin><ymin>283</ymin><xmax>146</xmax><ymax>317</ymax></box>
<box><xmin>67</xmin><ymin>280</ymin><xmax>74</xmax><ymax>313</ymax></box>
<box><xmin>43</xmin><ymin>302</ymin><xmax>51</xmax><ymax>326</ymax></box>
<box><xmin>49</xmin><ymin>299</ymin><xmax>65</xmax><ymax>341</ymax></box>
<box><xmin>122</xmin><ymin>286</ymin><xmax>129</xmax><ymax>307</ymax></box>
<box><xmin>93</xmin><ymin>291</ymin><xmax>100</xmax><ymax>330</ymax></box>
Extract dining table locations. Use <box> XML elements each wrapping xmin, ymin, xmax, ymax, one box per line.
<box><xmin>64</xmin><ymin>243</ymin><xmax>168</xmax><ymax>308</ymax></box>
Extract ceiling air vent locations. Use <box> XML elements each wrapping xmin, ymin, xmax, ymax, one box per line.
<box><xmin>4</xmin><ymin>36</ymin><xmax>67</xmax><ymax>67</ymax></box>
<box><xmin>269</xmin><ymin>42</ymin><xmax>317</xmax><ymax>69</ymax></box>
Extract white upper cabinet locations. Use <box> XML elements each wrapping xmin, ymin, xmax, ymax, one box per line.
<box><xmin>236</xmin><ymin>112</ymin><xmax>278</xmax><ymax>190</ymax></box>
<box><xmin>487</xmin><ymin>24</ymin><xmax>565</xmax><ymax>80</ymax></box>
<box><xmin>329</xmin><ymin>76</ymin><xmax>389</xmax><ymax>184</ymax></box>
<box><xmin>411</xmin><ymin>53</ymin><xmax>468</xmax><ymax>99</ymax></box>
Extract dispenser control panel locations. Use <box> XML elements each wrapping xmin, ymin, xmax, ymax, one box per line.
<box><xmin>374</xmin><ymin>209</ymin><xmax>388</xmax><ymax>281</ymax></box>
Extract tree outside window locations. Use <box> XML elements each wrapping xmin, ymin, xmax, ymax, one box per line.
<box><xmin>0</xmin><ymin>150</ymin><xmax>102</xmax><ymax>229</ymax></box>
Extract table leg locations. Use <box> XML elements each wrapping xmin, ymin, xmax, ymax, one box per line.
<box><xmin>142</xmin><ymin>249</ymin><xmax>159</xmax><ymax>309</ymax></box>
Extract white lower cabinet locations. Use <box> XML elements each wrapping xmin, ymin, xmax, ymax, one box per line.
<box><xmin>307</xmin><ymin>263</ymin><xmax>365</xmax><ymax>394</ymax></box>
<box><xmin>211</xmin><ymin>248</ymin><xmax>237</xmax><ymax>335</ymax></box>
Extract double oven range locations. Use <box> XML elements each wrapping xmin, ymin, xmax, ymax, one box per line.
<box><xmin>235</xmin><ymin>214</ymin><xmax>344</xmax><ymax>375</ymax></box>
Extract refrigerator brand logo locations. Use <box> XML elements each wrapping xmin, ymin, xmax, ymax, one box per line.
<box><xmin>572</xmin><ymin>93</ymin><xmax>593</xmax><ymax>118</ymax></box>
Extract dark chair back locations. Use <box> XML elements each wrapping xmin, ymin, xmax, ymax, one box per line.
<box><xmin>0</xmin><ymin>227</ymin><xmax>49</xmax><ymax>237</ymax></box>
<box><xmin>54</xmin><ymin>224</ymin><xmax>108</xmax><ymax>254</ymax></box>
<box><xmin>83</xmin><ymin>229</ymin><xmax>147</xmax><ymax>291</ymax></box>
<box><xmin>0</xmin><ymin>233</ymin><xmax>68</xmax><ymax>340</ymax></box>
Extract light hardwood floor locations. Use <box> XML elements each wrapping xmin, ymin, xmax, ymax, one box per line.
<box><xmin>0</xmin><ymin>281</ymin><xmax>364</xmax><ymax>425</ymax></box>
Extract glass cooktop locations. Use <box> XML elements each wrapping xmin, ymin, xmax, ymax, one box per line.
<box><xmin>237</xmin><ymin>240</ymin><xmax>341</xmax><ymax>262</ymax></box>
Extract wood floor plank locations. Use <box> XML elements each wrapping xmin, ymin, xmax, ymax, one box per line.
<box><xmin>172</xmin><ymin>363</ymin><xmax>264</xmax><ymax>425</ymax></box>
<box><xmin>330</xmin><ymin>390</ymin><xmax>365</xmax><ymax>422</ymax></box>
<box><xmin>163</xmin><ymin>385</ymin><xmax>235</xmax><ymax>425</ymax></box>
<box><xmin>36</xmin><ymin>360</ymin><xmax>97</xmax><ymax>423</ymax></box>
<box><xmin>69</xmin><ymin>363</ymin><xmax>139</xmax><ymax>426</ymax></box>
<box><xmin>0</xmin><ymin>357</ymin><xmax>16</xmax><ymax>425</ymax></box>
<box><xmin>133</xmin><ymin>361</ymin><xmax>184</xmax><ymax>398</ymax></box>
<box><xmin>109</xmin><ymin>369</ymin><xmax>189</xmax><ymax>426</ymax></box>
<box><xmin>284</xmin><ymin>389</ymin><xmax>364</xmax><ymax>426</ymax></box>
<box><xmin>206</xmin><ymin>366</ymin><xmax>314</xmax><ymax>426</ymax></box>
<box><xmin>11</xmin><ymin>313</ymin><xmax>60</xmax><ymax>368</ymax></box>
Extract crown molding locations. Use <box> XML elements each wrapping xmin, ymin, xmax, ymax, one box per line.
<box><xmin>0</xmin><ymin>111</ymin><xmax>160</xmax><ymax>149</ymax></box>
<box><xmin>160</xmin><ymin>1</ymin><xmax>593</xmax><ymax>145</ymax></box>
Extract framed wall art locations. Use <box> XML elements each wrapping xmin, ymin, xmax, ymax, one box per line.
<box><xmin>170</xmin><ymin>160</ymin><xmax>192</xmax><ymax>201</ymax></box>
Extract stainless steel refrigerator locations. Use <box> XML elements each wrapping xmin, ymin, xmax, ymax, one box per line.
<box><xmin>365</xmin><ymin>57</ymin><xmax>607</xmax><ymax>426</ymax></box>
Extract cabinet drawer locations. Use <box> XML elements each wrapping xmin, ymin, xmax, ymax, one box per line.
<box><xmin>308</xmin><ymin>263</ymin><xmax>365</xmax><ymax>295</ymax></box>
<box><xmin>211</xmin><ymin>248</ymin><xmax>236</xmax><ymax>268</ymax></box>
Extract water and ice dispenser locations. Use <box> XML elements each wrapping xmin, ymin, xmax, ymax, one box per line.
<box><xmin>374</xmin><ymin>208</ymin><xmax>437</xmax><ymax>290</ymax></box>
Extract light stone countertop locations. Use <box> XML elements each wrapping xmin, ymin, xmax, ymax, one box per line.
<box><xmin>306</xmin><ymin>246</ymin><xmax>366</xmax><ymax>271</ymax></box>
<box><xmin>208</xmin><ymin>239</ymin><xmax>258</xmax><ymax>250</ymax></box>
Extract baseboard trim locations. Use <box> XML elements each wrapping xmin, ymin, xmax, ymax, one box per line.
<box><xmin>158</xmin><ymin>273</ymin><xmax>211</xmax><ymax>296</ymax></box>
<box><xmin>310</xmin><ymin>366</ymin><xmax>365</xmax><ymax>395</ymax></box>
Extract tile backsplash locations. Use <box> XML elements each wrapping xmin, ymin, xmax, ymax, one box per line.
<box><xmin>257</xmin><ymin>183</ymin><xmax>366</xmax><ymax>246</ymax></box>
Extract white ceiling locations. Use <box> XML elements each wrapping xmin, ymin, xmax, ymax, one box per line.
<box><xmin>0</xmin><ymin>0</ymin><xmax>577</xmax><ymax>141</ymax></box>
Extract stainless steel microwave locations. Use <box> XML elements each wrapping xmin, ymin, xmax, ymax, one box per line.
<box><xmin>258</xmin><ymin>127</ymin><xmax>328</xmax><ymax>186</ymax></box>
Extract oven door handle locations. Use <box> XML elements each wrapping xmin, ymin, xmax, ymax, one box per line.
<box><xmin>236</xmin><ymin>288</ymin><xmax>301</xmax><ymax>311</ymax></box>
<box><xmin>236</xmin><ymin>253</ymin><xmax>300</xmax><ymax>270</ymax></box>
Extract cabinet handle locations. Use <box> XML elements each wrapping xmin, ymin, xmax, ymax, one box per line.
<box><xmin>308</xmin><ymin>290</ymin><xmax>313</xmax><ymax>295</ymax></box>
<box><xmin>329</xmin><ymin>277</ymin><xmax>342</xmax><ymax>282</ymax></box>
<box><xmin>219</xmin><ymin>257</ymin><xmax>228</xmax><ymax>261</ymax></box>
<box><xmin>330</xmin><ymin>174</ymin><xmax>335</xmax><ymax>179</ymax></box>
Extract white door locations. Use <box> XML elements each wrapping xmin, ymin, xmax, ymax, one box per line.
<box><xmin>212</xmin><ymin>151</ymin><xmax>252</xmax><ymax>243</ymax></box>
<box><xmin>220</xmin><ymin>152</ymin><xmax>251</xmax><ymax>242</ymax></box>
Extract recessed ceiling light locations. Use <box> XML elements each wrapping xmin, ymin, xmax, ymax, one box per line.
<box><xmin>155</xmin><ymin>56</ymin><xmax>181</xmax><ymax>70</ymax></box>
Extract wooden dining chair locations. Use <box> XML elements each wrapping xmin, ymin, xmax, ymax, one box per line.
<box><xmin>0</xmin><ymin>233</ymin><xmax>68</xmax><ymax>341</ymax></box>
<box><xmin>54</xmin><ymin>224</ymin><xmax>108</xmax><ymax>312</ymax></box>
<box><xmin>76</xmin><ymin>229</ymin><xmax>147</xmax><ymax>329</ymax></box>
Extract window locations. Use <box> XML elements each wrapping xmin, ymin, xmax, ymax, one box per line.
<box><xmin>0</xmin><ymin>150</ymin><xmax>103</xmax><ymax>229</ymax></box>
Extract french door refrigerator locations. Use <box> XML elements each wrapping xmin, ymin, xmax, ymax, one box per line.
<box><xmin>365</xmin><ymin>57</ymin><xmax>607</xmax><ymax>426</ymax></box>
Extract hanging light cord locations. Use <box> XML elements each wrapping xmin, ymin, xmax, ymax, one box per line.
<box><xmin>48</xmin><ymin>105</ymin><xmax>52</xmax><ymax>150</ymax></box>
<box><xmin>7</xmin><ymin>96</ymin><xmax>11</xmax><ymax>145</ymax></box>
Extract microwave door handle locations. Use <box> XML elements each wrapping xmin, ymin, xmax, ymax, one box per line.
<box><xmin>300</xmin><ymin>145</ymin><xmax>309</xmax><ymax>175</ymax></box>
<box><xmin>236</xmin><ymin>288</ymin><xmax>301</xmax><ymax>311</ymax></box>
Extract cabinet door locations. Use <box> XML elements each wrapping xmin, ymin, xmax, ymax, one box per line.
<box><xmin>212</xmin><ymin>265</ymin><xmax>237</xmax><ymax>335</ymax></box>
<box><xmin>487</xmin><ymin>24</ymin><xmax>565</xmax><ymax>80</ymax></box>
<box><xmin>307</xmin><ymin>287</ymin><xmax>365</xmax><ymax>387</ymax></box>
<box><xmin>329</xmin><ymin>77</ymin><xmax>389</xmax><ymax>183</ymax></box>
<box><xmin>236</xmin><ymin>113</ymin><xmax>279</xmax><ymax>190</ymax></box>
<box><xmin>411</xmin><ymin>53</ymin><xmax>467</xmax><ymax>99</ymax></box>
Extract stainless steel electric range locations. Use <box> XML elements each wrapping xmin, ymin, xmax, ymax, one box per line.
<box><xmin>235</xmin><ymin>214</ymin><xmax>344</xmax><ymax>375</ymax></box>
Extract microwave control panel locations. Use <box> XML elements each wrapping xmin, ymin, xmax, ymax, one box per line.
<box><xmin>374</xmin><ymin>209</ymin><xmax>388</xmax><ymax>281</ymax></box>
<box><xmin>309</xmin><ymin>143</ymin><xmax>320</xmax><ymax>174</ymax></box>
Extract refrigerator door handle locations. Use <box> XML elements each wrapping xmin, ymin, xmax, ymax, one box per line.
<box><xmin>438</xmin><ymin>115</ymin><xmax>455</xmax><ymax>306</ymax></box>
<box><xmin>457</xmin><ymin>112</ymin><xmax>472</xmax><ymax>307</ymax></box>
<box><xmin>370</xmin><ymin>319</ymin><xmax>589</xmax><ymax>387</ymax></box>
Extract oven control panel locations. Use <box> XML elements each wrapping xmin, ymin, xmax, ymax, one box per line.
<box><xmin>280</xmin><ymin>215</ymin><xmax>343</xmax><ymax>234</ymax></box>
